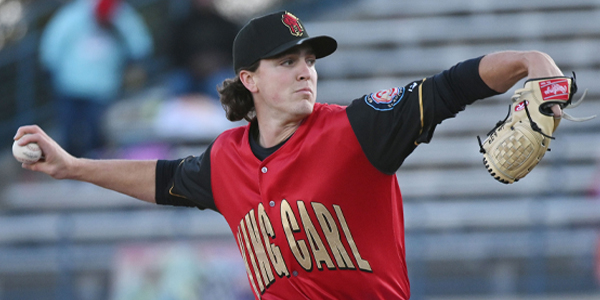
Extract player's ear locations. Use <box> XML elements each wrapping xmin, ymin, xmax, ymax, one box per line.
<box><xmin>239</xmin><ymin>70</ymin><xmax>258</xmax><ymax>93</ymax></box>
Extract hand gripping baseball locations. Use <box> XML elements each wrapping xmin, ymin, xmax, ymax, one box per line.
<box><xmin>13</xmin><ymin>125</ymin><xmax>77</xmax><ymax>179</ymax></box>
<box><xmin>477</xmin><ymin>73</ymin><xmax>596</xmax><ymax>184</ymax></box>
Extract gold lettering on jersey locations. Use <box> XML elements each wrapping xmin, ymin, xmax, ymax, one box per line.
<box><xmin>234</xmin><ymin>200</ymin><xmax>372</xmax><ymax>298</ymax></box>
<box><xmin>257</xmin><ymin>204</ymin><xmax>290</xmax><ymax>277</ymax></box>
<box><xmin>245</xmin><ymin>209</ymin><xmax>276</xmax><ymax>287</ymax></box>
<box><xmin>281</xmin><ymin>199</ymin><xmax>312</xmax><ymax>270</ymax></box>
<box><xmin>298</xmin><ymin>201</ymin><xmax>336</xmax><ymax>270</ymax></box>
<box><xmin>311</xmin><ymin>202</ymin><xmax>355</xmax><ymax>269</ymax></box>
<box><xmin>236</xmin><ymin>227</ymin><xmax>261</xmax><ymax>298</ymax></box>
<box><xmin>239</xmin><ymin>218</ymin><xmax>265</xmax><ymax>292</ymax></box>
<box><xmin>334</xmin><ymin>205</ymin><xmax>372</xmax><ymax>272</ymax></box>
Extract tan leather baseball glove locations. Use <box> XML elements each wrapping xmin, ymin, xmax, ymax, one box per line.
<box><xmin>478</xmin><ymin>74</ymin><xmax>595</xmax><ymax>184</ymax></box>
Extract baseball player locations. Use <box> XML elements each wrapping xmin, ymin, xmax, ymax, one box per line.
<box><xmin>16</xmin><ymin>10</ymin><xmax>567</xmax><ymax>300</ymax></box>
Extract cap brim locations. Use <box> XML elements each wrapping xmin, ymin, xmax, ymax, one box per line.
<box><xmin>261</xmin><ymin>35</ymin><xmax>338</xmax><ymax>61</ymax></box>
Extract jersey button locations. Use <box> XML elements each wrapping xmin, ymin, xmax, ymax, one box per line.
<box><xmin>269</xmin><ymin>201</ymin><xmax>275</xmax><ymax>207</ymax></box>
<box><xmin>292</xmin><ymin>271</ymin><xmax>299</xmax><ymax>277</ymax></box>
<box><xmin>261</xmin><ymin>166</ymin><xmax>268</xmax><ymax>173</ymax></box>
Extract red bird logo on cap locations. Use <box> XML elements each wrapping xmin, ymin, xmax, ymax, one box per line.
<box><xmin>282</xmin><ymin>12</ymin><xmax>304</xmax><ymax>37</ymax></box>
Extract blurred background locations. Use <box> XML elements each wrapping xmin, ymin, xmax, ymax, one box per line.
<box><xmin>1</xmin><ymin>0</ymin><xmax>600</xmax><ymax>299</ymax></box>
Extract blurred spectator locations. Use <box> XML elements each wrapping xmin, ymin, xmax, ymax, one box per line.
<box><xmin>167</xmin><ymin>0</ymin><xmax>239</xmax><ymax>100</ymax></box>
<box><xmin>39</xmin><ymin>0</ymin><xmax>153</xmax><ymax>158</ymax></box>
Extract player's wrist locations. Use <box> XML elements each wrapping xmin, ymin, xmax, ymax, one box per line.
<box><xmin>523</xmin><ymin>51</ymin><xmax>563</xmax><ymax>79</ymax></box>
<box><xmin>55</xmin><ymin>155</ymin><xmax>87</xmax><ymax>181</ymax></box>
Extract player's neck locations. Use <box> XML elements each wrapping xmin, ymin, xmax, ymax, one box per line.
<box><xmin>255</xmin><ymin>119</ymin><xmax>301</xmax><ymax>148</ymax></box>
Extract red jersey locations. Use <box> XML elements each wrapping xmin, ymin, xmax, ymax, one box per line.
<box><xmin>211</xmin><ymin>103</ymin><xmax>409</xmax><ymax>299</ymax></box>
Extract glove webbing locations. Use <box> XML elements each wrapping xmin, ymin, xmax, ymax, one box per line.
<box><xmin>523</xmin><ymin>102</ymin><xmax>555</xmax><ymax>140</ymax></box>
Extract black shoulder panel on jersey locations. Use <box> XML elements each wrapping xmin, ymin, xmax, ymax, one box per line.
<box><xmin>347</xmin><ymin>79</ymin><xmax>432</xmax><ymax>175</ymax></box>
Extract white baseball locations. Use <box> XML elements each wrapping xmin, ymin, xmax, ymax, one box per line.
<box><xmin>12</xmin><ymin>134</ymin><xmax>42</xmax><ymax>164</ymax></box>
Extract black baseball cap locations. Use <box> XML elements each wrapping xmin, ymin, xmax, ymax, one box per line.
<box><xmin>233</xmin><ymin>11</ymin><xmax>338</xmax><ymax>73</ymax></box>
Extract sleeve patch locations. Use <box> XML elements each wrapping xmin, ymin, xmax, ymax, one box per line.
<box><xmin>364</xmin><ymin>87</ymin><xmax>405</xmax><ymax>111</ymax></box>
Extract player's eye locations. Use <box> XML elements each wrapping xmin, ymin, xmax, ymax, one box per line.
<box><xmin>280</xmin><ymin>58</ymin><xmax>295</xmax><ymax>66</ymax></box>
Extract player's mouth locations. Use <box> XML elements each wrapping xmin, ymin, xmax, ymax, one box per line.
<box><xmin>295</xmin><ymin>88</ymin><xmax>313</xmax><ymax>95</ymax></box>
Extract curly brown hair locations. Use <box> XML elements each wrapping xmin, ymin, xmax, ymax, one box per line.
<box><xmin>217</xmin><ymin>61</ymin><xmax>260</xmax><ymax>122</ymax></box>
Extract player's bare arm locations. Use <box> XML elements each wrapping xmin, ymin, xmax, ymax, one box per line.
<box><xmin>14</xmin><ymin>125</ymin><xmax>157</xmax><ymax>203</ymax></box>
<box><xmin>479</xmin><ymin>50</ymin><xmax>563</xmax><ymax>92</ymax></box>
<box><xmin>479</xmin><ymin>50</ymin><xmax>564</xmax><ymax>117</ymax></box>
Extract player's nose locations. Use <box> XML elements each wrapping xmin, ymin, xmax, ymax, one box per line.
<box><xmin>296</xmin><ymin>57</ymin><xmax>313</xmax><ymax>81</ymax></box>
<box><xmin>296</xmin><ymin>61</ymin><xmax>312</xmax><ymax>81</ymax></box>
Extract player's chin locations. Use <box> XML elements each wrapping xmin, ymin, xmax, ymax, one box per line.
<box><xmin>293</xmin><ymin>100</ymin><xmax>316</xmax><ymax>118</ymax></box>
<box><xmin>303</xmin><ymin>97</ymin><xmax>316</xmax><ymax>108</ymax></box>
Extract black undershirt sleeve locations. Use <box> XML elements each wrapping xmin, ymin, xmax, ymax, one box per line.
<box><xmin>347</xmin><ymin>56</ymin><xmax>499</xmax><ymax>175</ymax></box>
<box><xmin>431</xmin><ymin>55</ymin><xmax>500</xmax><ymax>122</ymax></box>
<box><xmin>155</xmin><ymin>143</ymin><xmax>217</xmax><ymax>212</ymax></box>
